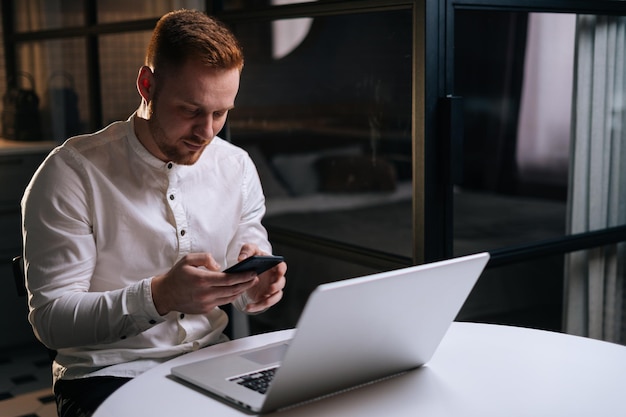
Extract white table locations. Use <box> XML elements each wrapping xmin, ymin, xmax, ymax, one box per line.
<box><xmin>94</xmin><ymin>322</ymin><xmax>626</xmax><ymax>416</ymax></box>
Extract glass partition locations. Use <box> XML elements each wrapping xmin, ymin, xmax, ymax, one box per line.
<box><xmin>453</xmin><ymin>10</ymin><xmax>572</xmax><ymax>256</ymax></box>
<box><xmin>14</xmin><ymin>0</ymin><xmax>84</xmax><ymax>32</ymax></box>
<box><xmin>229</xmin><ymin>9</ymin><xmax>413</xmax><ymax>258</ymax></box>
<box><xmin>14</xmin><ymin>1</ymin><xmax>207</xmax><ymax>31</ymax></box>
<box><xmin>452</xmin><ymin>8</ymin><xmax>626</xmax><ymax>339</ymax></box>
<box><xmin>97</xmin><ymin>0</ymin><xmax>205</xmax><ymax>23</ymax></box>
<box><xmin>221</xmin><ymin>0</ymin><xmax>318</xmax><ymax>12</ymax></box>
<box><xmin>99</xmin><ymin>31</ymin><xmax>152</xmax><ymax>125</ymax></box>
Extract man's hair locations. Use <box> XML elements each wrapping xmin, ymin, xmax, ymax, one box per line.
<box><xmin>145</xmin><ymin>9</ymin><xmax>244</xmax><ymax>74</ymax></box>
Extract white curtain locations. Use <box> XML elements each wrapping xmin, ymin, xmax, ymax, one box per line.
<box><xmin>565</xmin><ymin>15</ymin><xmax>626</xmax><ymax>344</ymax></box>
<box><xmin>516</xmin><ymin>13</ymin><xmax>575</xmax><ymax>187</ymax></box>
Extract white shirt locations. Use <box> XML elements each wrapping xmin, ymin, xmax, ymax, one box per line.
<box><xmin>21</xmin><ymin>115</ymin><xmax>271</xmax><ymax>384</ymax></box>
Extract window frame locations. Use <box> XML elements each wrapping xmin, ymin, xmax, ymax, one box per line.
<box><xmin>4</xmin><ymin>0</ymin><xmax>625</xmax><ymax>272</ymax></box>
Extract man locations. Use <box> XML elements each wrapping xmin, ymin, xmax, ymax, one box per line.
<box><xmin>21</xmin><ymin>10</ymin><xmax>286</xmax><ymax>417</ymax></box>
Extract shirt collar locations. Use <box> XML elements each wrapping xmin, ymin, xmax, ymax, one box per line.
<box><xmin>126</xmin><ymin>112</ymin><xmax>177</xmax><ymax>172</ymax></box>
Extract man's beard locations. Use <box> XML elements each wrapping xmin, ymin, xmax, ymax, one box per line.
<box><xmin>147</xmin><ymin>107</ymin><xmax>207</xmax><ymax>165</ymax></box>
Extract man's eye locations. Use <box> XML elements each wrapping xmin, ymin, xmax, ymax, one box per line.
<box><xmin>213</xmin><ymin>111</ymin><xmax>227</xmax><ymax>118</ymax></box>
<box><xmin>182</xmin><ymin>107</ymin><xmax>198</xmax><ymax>116</ymax></box>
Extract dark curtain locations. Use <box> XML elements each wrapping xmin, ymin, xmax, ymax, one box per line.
<box><xmin>454</xmin><ymin>11</ymin><xmax>529</xmax><ymax>194</ymax></box>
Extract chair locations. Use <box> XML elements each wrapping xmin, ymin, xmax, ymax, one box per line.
<box><xmin>12</xmin><ymin>255</ymin><xmax>27</xmax><ymax>297</ymax></box>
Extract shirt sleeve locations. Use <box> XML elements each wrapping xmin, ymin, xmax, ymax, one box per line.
<box><xmin>229</xmin><ymin>152</ymin><xmax>274</xmax><ymax>313</ymax></box>
<box><xmin>21</xmin><ymin>148</ymin><xmax>164</xmax><ymax>350</ymax></box>
<box><xmin>226</xmin><ymin>151</ymin><xmax>273</xmax><ymax>260</ymax></box>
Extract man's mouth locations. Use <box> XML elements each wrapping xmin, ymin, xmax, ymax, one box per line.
<box><xmin>183</xmin><ymin>140</ymin><xmax>207</xmax><ymax>152</ymax></box>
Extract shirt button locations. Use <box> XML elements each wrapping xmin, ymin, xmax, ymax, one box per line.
<box><xmin>180</xmin><ymin>230</ymin><xmax>186</xmax><ymax>236</ymax></box>
<box><xmin>169</xmin><ymin>194</ymin><xmax>175</xmax><ymax>200</ymax></box>
<box><xmin>149</xmin><ymin>319</ymin><xmax>156</xmax><ymax>325</ymax></box>
<box><xmin>167</xmin><ymin>162</ymin><xmax>173</xmax><ymax>169</ymax></box>
<box><xmin>180</xmin><ymin>313</ymin><xmax>185</xmax><ymax>319</ymax></box>
<box><xmin>120</xmin><ymin>335</ymin><xmax>127</xmax><ymax>340</ymax></box>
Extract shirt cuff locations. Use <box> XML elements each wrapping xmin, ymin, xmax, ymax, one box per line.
<box><xmin>232</xmin><ymin>292</ymin><xmax>250</xmax><ymax>312</ymax></box>
<box><xmin>124</xmin><ymin>278</ymin><xmax>166</xmax><ymax>330</ymax></box>
<box><xmin>232</xmin><ymin>292</ymin><xmax>268</xmax><ymax>315</ymax></box>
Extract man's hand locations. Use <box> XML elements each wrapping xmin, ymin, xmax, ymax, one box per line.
<box><xmin>236</xmin><ymin>244</ymin><xmax>287</xmax><ymax>313</ymax></box>
<box><xmin>151</xmin><ymin>253</ymin><xmax>259</xmax><ymax>316</ymax></box>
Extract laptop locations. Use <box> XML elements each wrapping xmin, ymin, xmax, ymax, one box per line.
<box><xmin>171</xmin><ymin>252</ymin><xmax>490</xmax><ymax>413</ymax></box>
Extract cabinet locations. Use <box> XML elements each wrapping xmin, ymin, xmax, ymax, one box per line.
<box><xmin>0</xmin><ymin>139</ymin><xmax>55</xmax><ymax>349</ymax></box>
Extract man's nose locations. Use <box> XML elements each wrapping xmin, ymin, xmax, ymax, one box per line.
<box><xmin>193</xmin><ymin>114</ymin><xmax>214</xmax><ymax>139</ymax></box>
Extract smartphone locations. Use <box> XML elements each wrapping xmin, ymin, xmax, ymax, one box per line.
<box><xmin>223</xmin><ymin>255</ymin><xmax>284</xmax><ymax>275</ymax></box>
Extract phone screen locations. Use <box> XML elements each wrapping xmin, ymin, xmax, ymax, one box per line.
<box><xmin>223</xmin><ymin>255</ymin><xmax>284</xmax><ymax>274</ymax></box>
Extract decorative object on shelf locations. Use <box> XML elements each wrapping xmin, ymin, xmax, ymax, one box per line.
<box><xmin>45</xmin><ymin>71</ymin><xmax>81</xmax><ymax>142</ymax></box>
<box><xmin>2</xmin><ymin>72</ymin><xmax>42</xmax><ymax>141</ymax></box>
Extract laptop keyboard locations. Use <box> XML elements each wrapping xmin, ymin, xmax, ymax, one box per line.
<box><xmin>229</xmin><ymin>367</ymin><xmax>278</xmax><ymax>394</ymax></box>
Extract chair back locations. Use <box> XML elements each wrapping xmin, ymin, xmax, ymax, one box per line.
<box><xmin>12</xmin><ymin>255</ymin><xmax>27</xmax><ymax>297</ymax></box>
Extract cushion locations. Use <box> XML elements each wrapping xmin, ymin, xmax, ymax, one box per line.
<box><xmin>315</xmin><ymin>155</ymin><xmax>397</xmax><ymax>193</ymax></box>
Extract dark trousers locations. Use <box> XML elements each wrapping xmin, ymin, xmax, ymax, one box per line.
<box><xmin>54</xmin><ymin>376</ymin><xmax>132</xmax><ymax>417</ymax></box>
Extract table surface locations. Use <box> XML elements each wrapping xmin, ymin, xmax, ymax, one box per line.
<box><xmin>93</xmin><ymin>322</ymin><xmax>626</xmax><ymax>417</ymax></box>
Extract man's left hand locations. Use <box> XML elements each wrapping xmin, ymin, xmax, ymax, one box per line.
<box><xmin>237</xmin><ymin>243</ymin><xmax>287</xmax><ymax>313</ymax></box>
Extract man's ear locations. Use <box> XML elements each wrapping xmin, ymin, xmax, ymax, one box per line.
<box><xmin>137</xmin><ymin>66</ymin><xmax>154</xmax><ymax>101</ymax></box>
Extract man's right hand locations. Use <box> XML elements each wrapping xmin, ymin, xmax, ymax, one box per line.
<box><xmin>150</xmin><ymin>253</ymin><xmax>259</xmax><ymax>316</ymax></box>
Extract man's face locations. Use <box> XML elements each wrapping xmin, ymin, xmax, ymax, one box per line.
<box><xmin>146</xmin><ymin>60</ymin><xmax>240</xmax><ymax>165</ymax></box>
